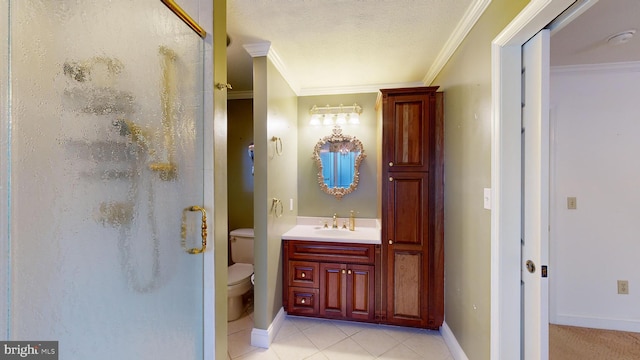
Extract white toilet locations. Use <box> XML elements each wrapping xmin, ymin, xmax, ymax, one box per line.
<box><xmin>227</xmin><ymin>228</ymin><xmax>255</xmax><ymax>322</ymax></box>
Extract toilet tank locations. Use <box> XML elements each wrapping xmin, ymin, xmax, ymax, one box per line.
<box><xmin>230</xmin><ymin>228</ymin><xmax>254</xmax><ymax>264</ymax></box>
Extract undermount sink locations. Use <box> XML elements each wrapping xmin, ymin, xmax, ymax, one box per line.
<box><xmin>282</xmin><ymin>217</ymin><xmax>381</xmax><ymax>244</ymax></box>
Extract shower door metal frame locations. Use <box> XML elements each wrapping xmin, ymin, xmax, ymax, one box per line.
<box><xmin>161</xmin><ymin>0</ymin><xmax>207</xmax><ymax>39</ymax></box>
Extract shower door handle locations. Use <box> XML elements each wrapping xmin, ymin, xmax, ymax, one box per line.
<box><xmin>181</xmin><ymin>206</ymin><xmax>208</xmax><ymax>254</ymax></box>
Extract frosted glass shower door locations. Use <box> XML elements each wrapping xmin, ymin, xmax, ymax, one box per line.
<box><xmin>4</xmin><ymin>1</ymin><xmax>207</xmax><ymax>359</ymax></box>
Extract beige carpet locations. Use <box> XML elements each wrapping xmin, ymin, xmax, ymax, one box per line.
<box><xmin>550</xmin><ymin>324</ymin><xmax>640</xmax><ymax>360</ymax></box>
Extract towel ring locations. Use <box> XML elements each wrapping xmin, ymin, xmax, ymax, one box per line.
<box><xmin>270</xmin><ymin>198</ymin><xmax>284</xmax><ymax>218</ymax></box>
<box><xmin>271</xmin><ymin>136</ymin><xmax>283</xmax><ymax>156</ymax></box>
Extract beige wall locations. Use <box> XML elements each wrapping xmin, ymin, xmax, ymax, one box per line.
<box><xmin>432</xmin><ymin>0</ymin><xmax>528</xmax><ymax>358</ymax></box>
<box><xmin>297</xmin><ymin>93</ymin><xmax>378</xmax><ymax>219</ymax></box>
<box><xmin>227</xmin><ymin>99</ymin><xmax>254</xmax><ymax>232</ymax></box>
<box><xmin>252</xmin><ymin>55</ymin><xmax>298</xmax><ymax>329</ymax></box>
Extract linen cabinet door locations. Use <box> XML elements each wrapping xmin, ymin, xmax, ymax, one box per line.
<box><xmin>382</xmin><ymin>91</ymin><xmax>435</xmax><ymax>173</ymax></box>
<box><xmin>384</xmin><ymin>172</ymin><xmax>430</xmax><ymax>328</ymax></box>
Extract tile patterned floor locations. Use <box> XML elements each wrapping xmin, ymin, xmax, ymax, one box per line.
<box><xmin>227</xmin><ymin>312</ymin><xmax>454</xmax><ymax>360</ymax></box>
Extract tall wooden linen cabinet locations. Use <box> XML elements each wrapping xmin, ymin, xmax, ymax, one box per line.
<box><xmin>378</xmin><ymin>87</ymin><xmax>444</xmax><ymax>329</ymax></box>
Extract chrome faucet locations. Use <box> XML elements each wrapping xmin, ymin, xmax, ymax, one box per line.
<box><xmin>332</xmin><ymin>213</ymin><xmax>338</xmax><ymax>229</ymax></box>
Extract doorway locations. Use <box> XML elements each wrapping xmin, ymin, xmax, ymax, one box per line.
<box><xmin>490</xmin><ymin>0</ymin><xmax>575</xmax><ymax>358</ymax></box>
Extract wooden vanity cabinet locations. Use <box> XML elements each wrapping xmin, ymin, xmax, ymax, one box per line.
<box><xmin>283</xmin><ymin>240</ymin><xmax>377</xmax><ymax>322</ymax></box>
<box><xmin>380</xmin><ymin>87</ymin><xmax>444</xmax><ymax>330</ymax></box>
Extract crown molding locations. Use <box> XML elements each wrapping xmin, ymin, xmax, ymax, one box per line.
<box><xmin>243</xmin><ymin>42</ymin><xmax>271</xmax><ymax>57</ymax></box>
<box><xmin>298</xmin><ymin>81</ymin><xmax>425</xmax><ymax>96</ymax></box>
<box><xmin>242</xmin><ymin>42</ymin><xmax>300</xmax><ymax>95</ymax></box>
<box><xmin>266</xmin><ymin>47</ymin><xmax>300</xmax><ymax>94</ymax></box>
<box><xmin>551</xmin><ymin>61</ymin><xmax>640</xmax><ymax>74</ymax></box>
<box><xmin>423</xmin><ymin>0</ymin><xmax>492</xmax><ymax>85</ymax></box>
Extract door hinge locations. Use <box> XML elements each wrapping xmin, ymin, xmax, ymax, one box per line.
<box><xmin>541</xmin><ymin>265</ymin><xmax>548</xmax><ymax>278</ymax></box>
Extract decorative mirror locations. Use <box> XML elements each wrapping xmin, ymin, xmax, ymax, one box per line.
<box><xmin>312</xmin><ymin>127</ymin><xmax>366</xmax><ymax>199</ymax></box>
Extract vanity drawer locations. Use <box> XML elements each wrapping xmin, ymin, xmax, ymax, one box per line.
<box><xmin>288</xmin><ymin>261</ymin><xmax>319</xmax><ymax>288</ymax></box>
<box><xmin>287</xmin><ymin>240</ymin><xmax>375</xmax><ymax>265</ymax></box>
<box><xmin>287</xmin><ymin>287</ymin><xmax>319</xmax><ymax>315</ymax></box>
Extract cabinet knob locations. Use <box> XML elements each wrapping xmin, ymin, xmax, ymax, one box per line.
<box><xmin>341</xmin><ymin>269</ymin><xmax>346</xmax><ymax>274</ymax></box>
<box><xmin>347</xmin><ymin>269</ymin><xmax>352</xmax><ymax>275</ymax></box>
<box><xmin>388</xmin><ymin>240</ymin><xmax>393</xmax><ymax>245</ymax></box>
<box><xmin>389</xmin><ymin>177</ymin><xmax>394</xmax><ymax>182</ymax></box>
<box><xmin>389</xmin><ymin>162</ymin><xmax>394</xmax><ymax>167</ymax></box>
<box><xmin>301</xmin><ymin>272</ymin><xmax>306</xmax><ymax>278</ymax></box>
<box><xmin>301</xmin><ymin>298</ymin><xmax>306</xmax><ymax>304</ymax></box>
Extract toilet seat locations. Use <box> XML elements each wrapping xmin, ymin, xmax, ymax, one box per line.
<box><xmin>228</xmin><ymin>263</ymin><xmax>253</xmax><ymax>286</ymax></box>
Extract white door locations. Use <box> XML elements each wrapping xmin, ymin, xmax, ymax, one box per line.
<box><xmin>521</xmin><ymin>29</ymin><xmax>550</xmax><ymax>360</ymax></box>
<box><xmin>2</xmin><ymin>1</ymin><xmax>209</xmax><ymax>358</ymax></box>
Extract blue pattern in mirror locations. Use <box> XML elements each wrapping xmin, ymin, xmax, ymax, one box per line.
<box><xmin>313</xmin><ymin>127</ymin><xmax>366</xmax><ymax>199</ymax></box>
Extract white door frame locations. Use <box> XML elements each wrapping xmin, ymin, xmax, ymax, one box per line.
<box><xmin>490</xmin><ymin>0</ymin><xmax>574</xmax><ymax>359</ymax></box>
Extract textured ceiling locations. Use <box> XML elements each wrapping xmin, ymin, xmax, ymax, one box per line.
<box><xmin>226</xmin><ymin>0</ymin><xmax>640</xmax><ymax>96</ymax></box>
<box><xmin>227</xmin><ymin>0</ymin><xmax>476</xmax><ymax>95</ymax></box>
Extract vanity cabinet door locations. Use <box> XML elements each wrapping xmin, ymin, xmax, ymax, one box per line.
<box><xmin>319</xmin><ymin>263</ymin><xmax>347</xmax><ymax>318</ymax></box>
<box><xmin>319</xmin><ymin>263</ymin><xmax>375</xmax><ymax>321</ymax></box>
<box><xmin>346</xmin><ymin>264</ymin><xmax>375</xmax><ymax>321</ymax></box>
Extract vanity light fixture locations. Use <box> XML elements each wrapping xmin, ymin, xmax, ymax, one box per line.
<box><xmin>309</xmin><ymin>103</ymin><xmax>363</xmax><ymax>126</ymax></box>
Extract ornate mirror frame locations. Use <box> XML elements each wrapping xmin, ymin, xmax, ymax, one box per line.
<box><xmin>312</xmin><ymin>127</ymin><xmax>366</xmax><ymax>199</ymax></box>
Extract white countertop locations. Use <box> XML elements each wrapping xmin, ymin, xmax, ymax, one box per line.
<box><xmin>282</xmin><ymin>216</ymin><xmax>381</xmax><ymax>244</ymax></box>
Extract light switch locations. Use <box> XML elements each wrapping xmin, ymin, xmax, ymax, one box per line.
<box><xmin>483</xmin><ymin>188</ymin><xmax>491</xmax><ymax>210</ymax></box>
<box><xmin>567</xmin><ymin>196</ymin><xmax>577</xmax><ymax>210</ymax></box>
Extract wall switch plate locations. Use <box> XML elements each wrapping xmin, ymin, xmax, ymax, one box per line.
<box><xmin>567</xmin><ymin>196</ymin><xmax>577</xmax><ymax>210</ymax></box>
<box><xmin>483</xmin><ymin>188</ymin><xmax>491</xmax><ymax>210</ymax></box>
<box><xmin>618</xmin><ymin>280</ymin><xmax>629</xmax><ymax>294</ymax></box>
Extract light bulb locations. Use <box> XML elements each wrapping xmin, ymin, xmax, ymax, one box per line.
<box><xmin>348</xmin><ymin>112</ymin><xmax>360</xmax><ymax>125</ymax></box>
<box><xmin>309</xmin><ymin>114</ymin><xmax>321</xmax><ymax>126</ymax></box>
<box><xmin>323</xmin><ymin>114</ymin><xmax>334</xmax><ymax>126</ymax></box>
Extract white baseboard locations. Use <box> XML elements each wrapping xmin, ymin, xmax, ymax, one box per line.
<box><xmin>251</xmin><ymin>307</ymin><xmax>286</xmax><ymax>348</ymax></box>
<box><xmin>441</xmin><ymin>321</ymin><xmax>469</xmax><ymax>360</ymax></box>
<box><xmin>554</xmin><ymin>314</ymin><xmax>640</xmax><ymax>333</ymax></box>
